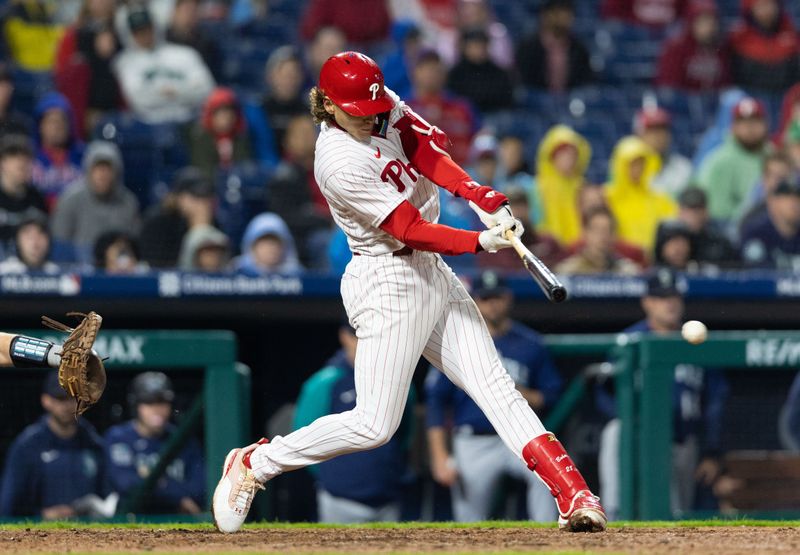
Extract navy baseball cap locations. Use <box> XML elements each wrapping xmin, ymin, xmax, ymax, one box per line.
<box><xmin>129</xmin><ymin>372</ymin><xmax>175</xmax><ymax>405</ymax></box>
<box><xmin>42</xmin><ymin>370</ymin><xmax>69</xmax><ymax>400</ymax></box>
<box><xmin>645</xmin><ymin>269</ymin><xmax>683</xmax><ymax>298</ymax></box>
<box><xmin>127</xmin><ymin>6</ymin><xmax>153</xmax><ymax>32</ymax></box>
<box><xmin>772</xmin><ymin>175</ymin><xmax>800</xmax><ymax>197</ymax></box>
<box><xmin>678</xmin><ymin>186</ymin><xmax>707</xmax><ymax>209</ymax></box>
<box><xmin>473</xmin><ymin>270</ymin><xmax>510</xmax><ymax>298</ymax></box>
<box><xmin>173</xmin><ymin>167</ymin><xmax>215</xmax><ymax>198</ymax></box>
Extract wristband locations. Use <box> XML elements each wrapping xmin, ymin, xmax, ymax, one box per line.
<box><xmin>9</xmin><ymin>336</ymin><xmax>60</xmax><ymax>368</ymax></box>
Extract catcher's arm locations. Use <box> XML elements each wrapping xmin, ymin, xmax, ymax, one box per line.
<box><xmin>0</xmin><ymin>314</ymin><xmax>106</xmax><ymax>417</ymax></box>
<box><xmin>2</xmin><ymin>332</ymin><xmax>64</xmax><ymax>368</ymax></box>
<box><xmin>0</xmin><ymin>333</ymin><xmax>12</xmax><ymax>366</ymax></box>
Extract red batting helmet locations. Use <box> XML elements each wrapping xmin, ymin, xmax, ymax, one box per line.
<box><xmin>319</xmin><ymin>52</ymin><xmax>394</xmax><ymax>116</ymax></box>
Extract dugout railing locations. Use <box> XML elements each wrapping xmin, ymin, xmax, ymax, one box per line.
<box><xmin>546</xmin><ymin>332</ymin><xmax>800</xmax><ymax>522</ymax></box>
<box><xmin>15</xmin><ymin>329</ymin><xmax>251</xmax><ymax>512</ymax></box>
<box><xmin>615</xmin><ymin>331</ymin><xmax>800</xmax><ymax>521</ymax></box>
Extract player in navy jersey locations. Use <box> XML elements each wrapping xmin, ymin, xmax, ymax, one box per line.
<box><xmin>0</xmin><ymin>371</ymin><xmax>105</xmax><ymax>518</ymax></box>
<box><xmin>104</xmin><ymin>372</ymin><xmax>205</xmax><ymax>514</ymax></box>
<box><xmin>597</xmin><ymin>270</ymin><xmax>729</xmax><ymax>518</ymax></box>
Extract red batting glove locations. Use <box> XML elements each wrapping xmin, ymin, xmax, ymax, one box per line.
<box><xmin>459</xmin><ymin>182</ymin><xmax>509</xmax><ymax>213</ymax></box>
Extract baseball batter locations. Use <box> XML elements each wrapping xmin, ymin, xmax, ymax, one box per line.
<box><xmin>212</xmin><ymin>52</ymin><xmax>606</xmax><ymax>533</ymax></box>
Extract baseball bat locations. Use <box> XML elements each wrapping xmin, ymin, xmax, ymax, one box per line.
<box><xmin>504</xmin><ymin>230</ymin><xmax>568</xmax><ymax>303</ymax></box>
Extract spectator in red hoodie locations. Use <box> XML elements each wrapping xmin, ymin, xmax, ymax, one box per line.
<box><xmin>189</xmin><ymin>87</ymin><xmax>252</xmax><ymax>180</ymax></box>
<box><xmin>601</xmin><ymin>0</ymin><xmax>688</xmax><ymax>28</ymax></box>
<box><xmin>300</xmin><ymin>0</ymin><xmax>390</xmax><ymax>46</ymax></box>
<box><xmin>655</xmin><ymin>0</ymin><xmax>730</xmax><ymax>91</ymax></box>
<box><xmin>729</xmin><ymin>0</ymin><xmax>799</xmax><ymax>91</ymax></box>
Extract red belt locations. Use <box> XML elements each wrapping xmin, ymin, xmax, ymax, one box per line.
<box><xmin>353</xmin><ymin>246</ymin><xmax>413</xmax><ymax>257</ymax></box>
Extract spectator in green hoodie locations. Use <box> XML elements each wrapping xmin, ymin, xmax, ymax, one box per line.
<box><xmin>695</xmin><ymin>96</ymin><xmax>770</xmax><ymax>223</ymax></box>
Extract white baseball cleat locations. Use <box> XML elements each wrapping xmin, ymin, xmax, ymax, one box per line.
<box><xmin>212</xmin><ymin>438</ymin><xmax>268</xmax><ymax>533</ymax></box>
<box><xmin>558</xmin><ymin>490</ymin><xmax>607</xmax><ymax>532</ymax></box>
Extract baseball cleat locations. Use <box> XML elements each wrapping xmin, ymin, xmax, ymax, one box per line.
<box><xmin>522</xmin><ymin>433</ymin><xmax>607</xmax><ymax>533</ymax></box>
<box><xmin>212</xmin><ymin>438</ymin><xmax>268</xmax><ymax>533</ymax></box>
<box><xmin>558</xmin><ymin>490</ymin><xmax>607</xmax><ymax>532</ymax></box>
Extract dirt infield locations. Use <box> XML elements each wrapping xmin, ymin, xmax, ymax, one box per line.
<box><xmin>0</xmin><ymin>525</ymin><xmax>799</xmax><ymax>555</ymax></box>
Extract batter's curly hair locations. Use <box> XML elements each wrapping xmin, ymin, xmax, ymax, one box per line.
<box><xmin>309</xmin><ymin>87</ymin><xmax>335</xmax><ymax>125</ymax></box>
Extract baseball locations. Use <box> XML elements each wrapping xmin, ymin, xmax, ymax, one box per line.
<box><xmin>681</xmin><ymin>320</ymin><xmax>708</xmax><ymax>344</ymax></box>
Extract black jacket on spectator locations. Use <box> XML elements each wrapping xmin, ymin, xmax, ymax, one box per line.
<box><xmin>261</xmin><ymin>96</ymin><xmax>307</xmax><ymax>159</ymax></box>
<box><xmin>740</xmin><ymin>213</ymin><xmax>800</xmax><ymax>270</ymax></box>
<box><xmin>166</xmin><ymin>27</ymin><xmax>222</xmax><ymax>81</ymax></box>
<box><xmin>138</xmin><ymin>206</ymin><xmax>188</xmax><ymax>269</ymax></box>
<box><xmin>515</xmin><ymin>32</ymin><xmax>594</xmax><ymax>90</ymax></box>
<box><xmin>0</xmin><ymin>112</ymin><xmax>31</xmax><ymax>140</ymax></box>
<box><xmin>446</xmin><ymin>60</ymin><xmax>514</xmax><ymax>113</ymax></box>
<box><xmin>691</xmin><ymin>224</ymin><xmax>739</xmax><ymax>268</ymax></box>
<box><xmin>0</xmin><ymin>185</ymin><xmax>46</xmax><ymax>245</ymax></box>
<box><xmin>76</xmin><ymin>25</ymin><xmax>121</xmax><ymax>111</ymax></box>
<box><xmin>268</xmin><ymin>161</ymin><xmax>330</xmax><ymax>266</ymax></box>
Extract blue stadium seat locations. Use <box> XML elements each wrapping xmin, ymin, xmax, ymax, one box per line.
<box><xmin>670</xmin><ymin>118</ymin><xmax>696</xmax><ymax>157</ymax></box>
<box><xmin>221</xmin><ymin>36</ymin><xmax>277</xmax><ymax>90</ymax></box>
<box><xmin>584</xmin><ymin>20</ymin><xmax>664</xmax><ymax>85</ymax></box>
<box><xmin>216</xmin><ymin>164</ymin><xmax>271</xmax><ymax>249</ymax></box>
<box><xmin>269</xmin><ymin>0</ymin><xmax>305</xmax><ymax>20</ymax></box>
<box><xmin>520</xmin><ymin>88</ymin><xmax>569</xmax><ymax>121</ymax></box>
<box><xmin>10</xmin><ymin>70</ymin><xmax>54</xmax><ymax>117</ymax></box>
<box><xmin>483</xmin><ymin>110</ymin><xmax>550</xmax><ymax>146</ymax></box>
<box><xmin>654</xmin><ymin>88</ymin><xmax>692</xmax><ymax>117</ymax></box>
<box><xmin>567</xmin><ymin>86</ymin><xmax>628</xmax><ymax>120</ymax></box>
<box><xmin>238</xmin><ymin>14</ymin><xmax>297</xmax><ymax>44</ymax></box>
<box><xmin>486</xmin><ymin>0</ymin><xmax>530</xmax><ymax>39</ymax></box>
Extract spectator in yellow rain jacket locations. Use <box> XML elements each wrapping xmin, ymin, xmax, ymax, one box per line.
<box><xmin>605</xmin><ymin>136</ymin><xmax>677</xmax><ymax>253</ymax></box>
<box><xmin>2</xmin><ymin>0</ymin><xmax>65</xmax><ymax>72</ymax></box>
<box><xmin>530</xmin><ymin>125</ymin><xmax>591</xmax><ymax>247</ymax></box>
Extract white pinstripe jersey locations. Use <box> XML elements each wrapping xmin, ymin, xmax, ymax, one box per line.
<box><xmin>314</xmin><ymin>88</ymin><xmax>440</xmax><ymax>255</ymax></box>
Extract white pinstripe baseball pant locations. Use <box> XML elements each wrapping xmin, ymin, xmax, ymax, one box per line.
<box><xmin>250</xmin><ymin>251</ymin><xmax>547</xmax><ymax>482</ymax></box>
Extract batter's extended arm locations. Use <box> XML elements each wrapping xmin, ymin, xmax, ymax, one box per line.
<box><xmin>393</xmin><ymin>108</ymin><xmax>508</xmax><ymax>214</ymax></box>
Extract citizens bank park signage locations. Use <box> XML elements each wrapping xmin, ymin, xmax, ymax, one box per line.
<box><xmin>3</xmin><ymin>272</ymin><xmax>800</xmax><ymax>300</ymax></box>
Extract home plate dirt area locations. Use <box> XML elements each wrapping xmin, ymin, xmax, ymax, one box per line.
<box><xmin>0</xmin><ymin>523</ymin><xmax>799</xmax><ymax>554</ymax></box>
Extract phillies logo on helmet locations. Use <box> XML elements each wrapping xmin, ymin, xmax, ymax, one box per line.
<box><xmin>319</xmin><ymin>52</ymin><xmax>395</xmax><ymax>117</ymax></box>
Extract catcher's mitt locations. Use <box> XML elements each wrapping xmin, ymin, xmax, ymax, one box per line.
<box><xmin>41</xmin><ymin>311</ymin><xmax>106</xmax><ymax>416</ymax></box>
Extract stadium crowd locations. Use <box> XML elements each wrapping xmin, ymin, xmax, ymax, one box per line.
<box><xmin>0</xmin><ymin>0</ymin><xmax>798</xmax><ymax>277</ymax></box>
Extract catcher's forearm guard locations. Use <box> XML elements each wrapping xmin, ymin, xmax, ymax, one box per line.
<box><xmin>9</xmin><ymin>335</ymin><xmax>58</xmax><ymax>368</ymax></box>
